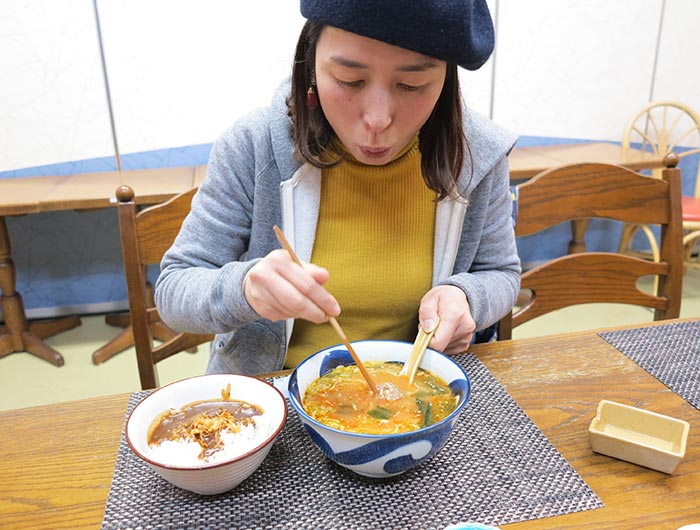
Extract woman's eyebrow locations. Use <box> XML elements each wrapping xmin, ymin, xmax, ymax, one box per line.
<box><xmin>329</xmin><ymin>56</ymin><xmax>366</xmax><ymax>68</ymax></box>
<box><xmin>329</xmin><ymin>56</ymin><xmax>438</xmax><ymax>72</ymax></box>
<box><xmin>396</xmin><ymin>61</ymin><xmax>439</xmax><ymax>72</ymax></box>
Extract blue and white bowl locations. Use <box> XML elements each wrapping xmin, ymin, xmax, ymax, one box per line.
<box><xmin>288</xmin><ymin>340</ymin><xmax>470</xmax><ymax>478</ymax></box>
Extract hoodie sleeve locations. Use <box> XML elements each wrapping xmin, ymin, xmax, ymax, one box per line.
<box><xmin>441</xmin><ymin>154</ymin><xmax>521</xmax><ymax>331</ymax></box>
<box><xmin>437</xmin><ymin>107</ymin><xmax>521</xmax><ymax>331</ymax></box>
<box><xmin>154</xmin><ymin>101</ymin><xmax>289</xmax><ymax>335</ymax></box>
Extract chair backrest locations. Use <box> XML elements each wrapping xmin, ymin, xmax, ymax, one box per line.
<box><xmin>498</xmin><ymin>160</ymin><xmax>683</xmax><ymax>340</ymax></box>
<box><xmin>116</xmin><ymin>185</ymin><xmax>213</xmax><ymax>389</ymax></box>
<box><xmin>622</xmin><ymin>101</ymin><xmax>700</xmax><ymax>195</ymax></box>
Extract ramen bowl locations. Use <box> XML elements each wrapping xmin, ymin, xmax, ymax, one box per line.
<box><xmin>126</xmin><ymin>374</ymin><xmax>287</xmax><ymax>495</ymax></box>
<box><xmin>288</xmin><ymin>340</ymin><xmax>470</xmax><ymax>478</ymax></box>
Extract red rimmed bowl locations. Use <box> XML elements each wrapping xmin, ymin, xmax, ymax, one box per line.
<box><xmin>126</xmin><ymin>374</ymin><xmax>286</xmax><ymax>495</ymax></box>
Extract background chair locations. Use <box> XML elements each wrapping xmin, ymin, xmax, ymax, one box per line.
<box><xmin>498</xmin><ymin>158</ymin><xmax>683</xmax><ymax>340</ymax></box>
<box><xmin>116</xmin><ymin>185</ymin><xmax>213</xmax><ymax>389</ymax></box>
<box><xmin>618</xmin><ymin>101</ymin><xmax>700</xmax><ymax>269</ymax></box>
<box><xmin>92</xmin><ymin>283</ymin><xmax>193</xmax><ymax>364</ymax></box>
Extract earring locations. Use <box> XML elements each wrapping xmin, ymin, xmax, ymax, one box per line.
<box><xmin>306</xmin><ymin>72</ymin><xmax>318</xmax><ymax>109</ymax></box>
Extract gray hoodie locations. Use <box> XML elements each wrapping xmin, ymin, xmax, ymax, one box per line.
<box><xmin>155</xmin><ymin>80</ymin><xmax>521</xmax><ymax>375</ymax></box>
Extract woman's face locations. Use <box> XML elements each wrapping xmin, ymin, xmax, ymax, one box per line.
<box><xmin>314</xmin><ymin>26</ymin><xmax>447</xmax><ymax>165</ymax></box>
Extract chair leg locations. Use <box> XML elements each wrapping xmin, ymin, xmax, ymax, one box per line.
<box><xmin>618</xmin><ymin>223</ymin><xmax>638</xmax><ymax>253</ymax></box>
<box><xmin>497</xmin><ymin>312</ymin><xmax>512</xmax><ymax>341</ymax></box>
<box><xmin>638</xmin><ymin>225</ymin><xmax>660</xmax><ymax>294</ymax></box>
<box><xmin>639</xmin><ymin>225</ymin><xmax>660</xmax><ymax>262</ymax></box>
<box><xmin>92</xmin><ymin>320</ymin><xmax>196</xmax><ymax>364</ymax></box>
<box><xmin>92</xmin><ymin>325</ymin><xmax>136</xmax><ymax>364</ymax></box>
<box><xmin>683</xmin><ymin>230</ymin><xmax>700</xmax><ymax>270</ymax></box>
<box><xmin>92</xmin><ymin>281</ymin><xmax>198</xmax><ymax>363</ymax></box>
<box><xmin>105</xmin><ymin>312</ymin><xmax>131</xmax><ymax>328</ymax></box>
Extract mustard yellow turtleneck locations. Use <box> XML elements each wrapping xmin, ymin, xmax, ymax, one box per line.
<box><xmin>285</xmin><ymin>136</ymin><xmax>436</xmax><ymax>368</ymax></box>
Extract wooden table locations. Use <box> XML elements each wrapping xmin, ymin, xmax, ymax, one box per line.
<box><xmin>1</xmin><ymin>318</ymin><xmax>698</xmax><ymax>529</ymax></box>
<box><xmin>508</xmin><ymin>141</ymin><xmax>665</xmax><ymax>181</ymax></box>
<box><xmin>0</xmin><ymin>166</ymin><xmax>206</xmax><ymax>366</ymax></box>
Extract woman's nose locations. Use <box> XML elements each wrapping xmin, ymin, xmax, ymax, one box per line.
<box><xmin>362</xmin><ymin>91</ymin><xmax>393</xmax><ymax>133</ymax></box>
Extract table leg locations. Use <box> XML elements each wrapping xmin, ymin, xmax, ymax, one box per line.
<box><xmin>568</xmin><ymin>219</ymin><xmax>590</xmax><ymax>254</ymax></box>
<box><xmin>0</xmin><ymin>216</ymin><xmax>81</xmax><ymax>366</ymax></box>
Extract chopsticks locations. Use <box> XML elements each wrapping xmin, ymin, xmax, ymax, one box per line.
<box><xmin>272</xmin><ymin>225</ymin><xmax>380</xmax><ymax>394</ymax></box>
<box><xmin>399</xmin><ymin>317</ymin><xmax>440</xmax><ymax>384</ymax></box>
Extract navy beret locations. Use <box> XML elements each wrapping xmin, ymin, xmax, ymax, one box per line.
<box><xmin>300</xmin><ymin>0</ymin><xmax>495</xmax><ymax>71</ymax></box>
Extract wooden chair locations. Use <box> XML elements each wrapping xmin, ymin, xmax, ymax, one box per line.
<box><xmin>618</xmin><ymin>101</ymin><xmax>700</xmax><ymax>269</ymax></box>
<box><xmin>498</xmin><ymin>157</ymin><xmax>683</xmax><ymax>340</ymax></box>
<box><xmin>91</xmin><ymin>283</ymin><xmax>193</xmax><ymax>365</ymax></box>
<box><xmin>116</xmin><ymin>185</ymin><xmax>213</xmax><ymax>389</ymax></box>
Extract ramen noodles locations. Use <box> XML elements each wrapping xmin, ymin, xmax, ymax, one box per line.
<box><xmin>303</xmin><ymin>361</ymin><xmax>457</xmax><ymax>434</ymax></box>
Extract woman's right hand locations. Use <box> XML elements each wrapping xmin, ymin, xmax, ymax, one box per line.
<box><xmin>243</xmin><ymin>249</ymin><xmax>341</xmax><ymax>323</ymax></box>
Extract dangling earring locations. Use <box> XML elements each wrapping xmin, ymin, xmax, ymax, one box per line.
<box><xmin>306</xmin><ymin>72</ymin><xmax>318</xmax><ymax>110</ymax></box>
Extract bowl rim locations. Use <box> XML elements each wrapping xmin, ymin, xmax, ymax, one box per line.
<box><xmin>288</xmin><ymin>339</ymin><xmax>470</xmax><ymax>439</ymax></box>
<box><xmin>126</xmin><ymin>373</ymin><xmax>287</xmax><ymax>470</ymax></box>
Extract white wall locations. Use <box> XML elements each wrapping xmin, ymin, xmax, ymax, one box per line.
<box><xmin>3</xmin><ymin>0</ymin><xmax>700</xmax><ymax>316</ymax></box>
<box><xmin>96</xmin><ymin>1</ymin><xmax>305</xmax><ymax>156</ymax></box>
<box><xmin>2</xmin><ymin>0</ymin><xmax>700</xmax><ymax>173</ymax></box>
<box><xmin>0</xmin><ymin>1</ymin><xmax>113</xmax><ymax>172</ymax></box>
<box><xmin>0</xmin><ymin>0</ymin><xmax>305</xmax><ymax>172</ymax></box>
<box><xmin>493</xmin><ymin>0</ymin><xmax>663</xmax><ymax>140</ymax></box>
<box><xmin>653</xmin><ymin>0</ymin><xmax>700</xmax><ymax>104</ymax></box>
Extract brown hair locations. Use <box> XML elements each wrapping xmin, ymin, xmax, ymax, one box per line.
<box><xmin>287</xmin><ymin>21</ymin><xmax>471</xmax><ymax>200</ymax></box>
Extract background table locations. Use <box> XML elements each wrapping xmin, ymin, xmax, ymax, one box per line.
<box><xmin>0</xmin><ymin>166</ymin><xmax>206</xmax><ymax>365</ymax></box>
<box><xmin>1</xmin><ymin>318</ymin><xmax>698</xmax><ymax>529</ymax></box>
<box><xmin>0</xmin><ymin>143</ymin><xmax>665</xmax><ymax>366</ymax></box>
<box><xmin>508</xmin><ymin>141</ymin><xmax>665</xmax><ymax>180</ymax></box>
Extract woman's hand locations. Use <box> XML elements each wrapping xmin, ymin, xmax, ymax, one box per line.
<box><xmin>243</xmin><ymin>249</ymin><xmax>341</xmax><ymax>323</ymax></box>
<box><xmin>418</xmin><ymin>285</ymin><xmax>476</xmax><ymax>354</ymax></box>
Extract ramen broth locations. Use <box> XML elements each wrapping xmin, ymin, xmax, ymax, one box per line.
<box><xmin>303</xmin><ymin>361</ymin><xmax>457</xmax><ymax>434</ymax></box>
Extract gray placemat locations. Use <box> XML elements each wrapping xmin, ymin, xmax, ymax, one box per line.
<box><xmin>101</xmin><ymin>354</ymin><xmax>602</xmax><ymax>530</ymax></box>
<box><xmin>599</xmin><ymin>320</ymin><xmax>700</xmax><ymax>410</ymax></box>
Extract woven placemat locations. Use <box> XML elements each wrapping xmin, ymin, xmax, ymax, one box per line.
<box><xmin>101</xmin><ymin>354</ymin><xmax>602</xmax><ymax>530</ymax></box>
<box><xmin>599</xmin><ymin>320</ymin><xmax>700</xmax><ymax>410</ymax></box>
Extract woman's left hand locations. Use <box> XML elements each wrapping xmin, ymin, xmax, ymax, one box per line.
<box><xmin>418</xmin><ymin>285</ymin><xmax>476</xmax><ymax>354</ymax></box>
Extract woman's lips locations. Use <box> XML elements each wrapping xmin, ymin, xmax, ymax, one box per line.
<box><xmin>359</xmin><ymin>146</ymin><xmax>391</xmax><ymax>159</ymax></box>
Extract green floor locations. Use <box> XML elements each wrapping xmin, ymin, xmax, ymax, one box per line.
<box><xmin>3</xmin><ymin>269</ymin><xmax>700</xmax><ymax>412</ymax></box>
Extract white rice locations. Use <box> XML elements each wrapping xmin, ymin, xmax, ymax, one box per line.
<box><xmin>147</xmin><ymin>412</ymin><xmax>277</xmax><ymax>467</ymax></box>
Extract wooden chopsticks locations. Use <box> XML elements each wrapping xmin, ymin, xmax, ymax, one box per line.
<box><xmin>272</xmin><ymin>225</ymin><xmax>379</xmax><ymax>394</ymax></box>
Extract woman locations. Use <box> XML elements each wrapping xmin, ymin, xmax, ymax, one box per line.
<box><xmin>155</xmin><ymin>0</ymin><xmax>521</xmax><ymax>375</ymax></box>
